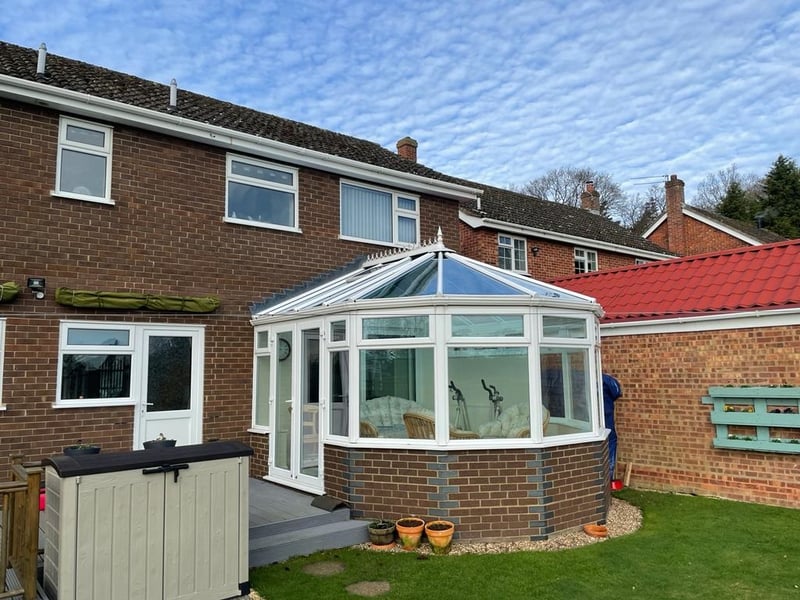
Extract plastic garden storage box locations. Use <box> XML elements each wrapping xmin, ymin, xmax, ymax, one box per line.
<box><xmin>42</xmin><ymin>440</ymin><xmax>253</xmax><ymax>600</ymax></box>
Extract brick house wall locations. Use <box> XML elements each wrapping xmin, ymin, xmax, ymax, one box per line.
<box><xmin>459</xmin><ymin>223</ymin><xmax>640</xmax><ymax>280</ymax></box>
<box><xmin>324</xmin><ymin>441</ymin><xmax>608</xmax><ymax>541</ymax></box>
<box><xmin>647</xmin><ymin>217</ymin><xmax>751</xmax><ymax>256</ymax></box>
<box><xmin>0</xmin><ymin>97</ymin><xmax>460</xmax><ymax>476</ymax></box>
<box><xmin>600</xmin><ymin>324</ymin><xmax>800</xmax><ymax>509</ymax></box>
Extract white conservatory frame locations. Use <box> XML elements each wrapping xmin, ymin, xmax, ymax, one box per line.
<box><xmin>250</xmin><ymin>235</ymin><xmax>607</xmax><ymax>453</ymax></box>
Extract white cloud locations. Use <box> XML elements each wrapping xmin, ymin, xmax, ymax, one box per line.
<box><xmin>1</xmin><ymin>0</ymin><xmax>798</xmax><ymax>201</ymax></box>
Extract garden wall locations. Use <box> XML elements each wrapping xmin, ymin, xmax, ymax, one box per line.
<box><xmin>600</xmin><ymin>322</ymin><xmax>800</xmax><ymax>509</ymax></box>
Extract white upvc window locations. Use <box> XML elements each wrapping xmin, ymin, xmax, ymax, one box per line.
<box><xmin>574</xmin><ymin>248</ymin><xmax>598</xmax><ymax>274</ymax></box>
<box><xmin>54</xmin><ymin>116</ymin><xmax>113</xmax><ymax>203</ymax></box>
<box><xmin>225</xmin><ymin>155</ymin><xmax>299</xmax><ymax>231</ymax></box>
<box><xmin>0</xmin><ymin>318</ymin><xmax>5</xmax><ymax>409</ymax></box>
<box><xmin>57</xmin><ymin>323</ymin><xmax>135</xmax><ymax>407</ymax></box>
<box><xmin>498</xmin><ymin>234</ymin><xmax>527</xmax><ymax>272</ymax></box>
<box><xmin>340</xmin><ymin>181</ymin><xmax>419</xmax><ymax>246</ymax></box>
<box><xmin>251</xmin><ymin>328</ymin><xmax>272</xmax><ymax>431</ymax></box>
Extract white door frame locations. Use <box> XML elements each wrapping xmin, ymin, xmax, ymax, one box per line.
<box><xmin>133</xmin><ymin>325</ymin><xmax>204</xmax><ymax>449</ymax></box>
<box><xmin>267</xmin><ymin>320</ymin><xmax>324</xmax><ymax>494</ymax></box>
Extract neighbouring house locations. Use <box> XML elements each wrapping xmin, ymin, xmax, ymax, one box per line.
<box><xmin>459</xmin><ymin>180</ymin><xmax>675</xmax><ymax>279</ymax></box>
<box><xmin>552</xmin><ymin>240</ymin><xmax>800</xmax><ymax>510</ymax></box>
<box><xmin>644</xmin><ymin>174</ymin><xmax>785</xmax><ymax>256</ymax></box>
<box><xmin>0</xmin><ymin>41</ymin><xmax>616</xmax><ymax>539</ymax></box>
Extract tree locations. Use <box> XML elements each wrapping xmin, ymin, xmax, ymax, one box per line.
<box><xmin>692</xmin><ymin>164</ymin><xmax>761</xmax><ymax>211</ymax></box>
<box><xmin>518</xmin><ymin>167</ymin><xmax>625</xmax><ymax>217</ymax></box>
<box><xmin>718</xmin><ymin>180</ymin><xmax>759</xmax><ymax>223</ymax></box>
<box><xmin>761</xmin><ymin>155</ymin><xmax>800</xmax><ymax>237</ymax></box>
<box><xmin>616</xmin><ymin>183</ymin><xmax>665</xmax><ymax>235</ymax></box>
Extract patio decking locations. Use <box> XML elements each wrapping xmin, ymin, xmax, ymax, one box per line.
<box><xmin>248</xmin><ymin>478</ymin><xmax>368</xmax><ymax>566</ymax></box>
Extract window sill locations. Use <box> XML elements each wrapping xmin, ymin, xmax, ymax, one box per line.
<box><xmin>51</xmin><ymin>190</ymin><xmax>114</xmax><ymax>205</ymax></box>
<box><xmin>224</xmin><ymin>217</ymin><xmax>302</xmax><ymax>234</ymax></box>
<box><xmin>248</xmin><ymin>427</ymin><xmax>270</xmax><ymax>435</ymax></box>
<box><xmin>54</xmin><ymin>399</ymin><xmax>137</xmax><ymax>409</ymax></box>
<box><xmin>339</xmin><ymin>234</ymin><xmax>413</xmax><ymax>249</ymax></box>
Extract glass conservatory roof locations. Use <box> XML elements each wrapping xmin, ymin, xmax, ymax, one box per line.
<box><xmin>251</xmin><ymin>234</ymin><xmax>597</xmax><ymax>319</ymax></box>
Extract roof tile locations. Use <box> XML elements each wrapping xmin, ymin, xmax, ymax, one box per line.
<box><xmin>552</xmin><ymin>240</ymin><xmax>800</xmax><ymax>322</ymax></box>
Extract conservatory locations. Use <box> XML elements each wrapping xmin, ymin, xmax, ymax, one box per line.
<box><xmin>250</xmin><ymin>235</ymin><xmax>611</xmax><ymax>540</ymax></box>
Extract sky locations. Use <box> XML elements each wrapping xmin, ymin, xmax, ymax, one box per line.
<box><xmin>2</xmin><ymin>0</ymin><xmax>798</xmax><ymax>202</ymax></box>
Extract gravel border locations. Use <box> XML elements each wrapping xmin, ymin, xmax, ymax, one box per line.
<box><xmin>358</xmin><ymin>497</ymin><xmax>642</xmax><ymax>555</ymax></box>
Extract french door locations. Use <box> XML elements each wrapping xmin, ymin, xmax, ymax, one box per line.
<box><xmin>268</xmin><ymin>322</ymin><xmax>323</xmax><ymax>493</ymax></box>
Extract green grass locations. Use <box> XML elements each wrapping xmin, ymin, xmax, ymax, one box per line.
<box><xmin>249</xmin><ymin>490</ymin><xmax>800</xmax><ymax>599</ymax></box>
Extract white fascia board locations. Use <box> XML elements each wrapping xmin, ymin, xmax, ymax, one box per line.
<box><xmin>599</xmin><ymin>307</ymin><xmax>800</xmax><ymax>336</ymax></box>
<box><xmin>683</xmin><ymin>206</ymin><xmax>763</xmax><ymax>246</ymax></box>
<box><xmin>460</xmin><ymin>211</ymin><xmax>673</xmax><ymax>261</ymax></box>
<box><xmin>641</xmin><ymin>214</ymin><xmax>666</xmax><ymax>238</ymax></box>
<box><xmin>0</xmin><ymin>75</ymin><xmax>482</xmax><ymax>203</ymax></box>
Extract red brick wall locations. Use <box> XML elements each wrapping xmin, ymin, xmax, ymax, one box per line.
<box><xmin>324</xmin><ymin>441</ymin><xmax>608</xmax><ymax>541</ymax></box>
<box><xmin>0</xmin><ymin>98</ymin><xmax>460</xmax><ymax>475</ymax></box>
<box><xmin>601</xmin><ymin>325</ymin><xmax>800</xmax><ymax>509</ymax></box>
<box><xmin>647</xmin><ymin>215</ymin><xmax>752</xmax><ymax>256</ymax></box>
<box><xmin>459</xmin><ymin>223</ymin><xmax>641</xmax><ymax>280</ymax></box>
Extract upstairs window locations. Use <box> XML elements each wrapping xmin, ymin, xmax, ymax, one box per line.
<box><xmin>574</xmin><ymin>248</ymin><xmax>598</xmax><ymax>274</ymax></box>
<box><xmin>498</xmin><ymin>235</ymin><xmax>527</xmax><ymax>272</ymax></box>
<box><xmin>226</xmin><ymin>155</ymin><xmax>299</xmax><ymax>230</ymax></box>
<box><xmin>55</xmin><ymin>117</ymin><xmax>113</xmax><ymax>203</ymax></box>
<box><xmin>340</xmin><ymin>182</ymin><xmax>418</xmax><ymax>246</ymax></box>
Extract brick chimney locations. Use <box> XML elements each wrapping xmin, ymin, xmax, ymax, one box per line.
<box><xmin>396</xmin><ymin>136</ymin><xmax>418</xmax><ymax>162</ymax></box>
<box><xmin>580</xmin><ymin>181</ymin><xmax>601</xmax><ymax>214</ymax></box>
<box><xmin>665</xmin><ymin>174</ymin><xmax>686</xmax><ymax>255</ymax></box>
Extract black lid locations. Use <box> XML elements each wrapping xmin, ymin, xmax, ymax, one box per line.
<box><xmin>43</xmin><ymin>440</ymin><xmax>253</xmax><ymax>477</ymax></box>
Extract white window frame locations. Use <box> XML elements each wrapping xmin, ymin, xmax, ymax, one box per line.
<box><xmin>251</xmin><ymin>326</ymin><xmax>272</xmax><ymax>433</ymax></box>
<box><xmin>225</xmin><ymin>154</ymin><xmax>300</xmax><ymax>232</ymax></box>
<box><xmin>55</xmin><ymin>321</ymin><xmax>203</xmax><ymax>409</ymax></box>
<box><xmin>0</xmin><ymin>318</ymin><xmax>5</xmax><ymax>410</ymax></box>
<box><xmin>53</xmin><ymin>116</ymin><xmax>113</xmax><ymax>204</ymax></box>
<box><xmin>340</xmin><ymin>180</ymin><xmax>420</xmax><ymax>247</ymax></box>
<box><xmin>498</xmin><ymin>234</ymin><xmax>527</xmax><ymax>273</ymax></box>
<box><xmin>574</xmin><ymin>247</ymin><xmax>598</xmax><ymax>274</ymax></box>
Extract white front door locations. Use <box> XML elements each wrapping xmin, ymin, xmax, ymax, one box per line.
<box><xmin>268</xmin><ymin>322</ymin><xmax>323</xmax><ymax>494</ymax></box>
<box><xmin>135</xmin><ymin>327</ymin><xmax>203</xmax><ymax>448</ymax></box>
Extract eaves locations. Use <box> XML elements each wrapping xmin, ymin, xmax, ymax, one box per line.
<box><xmin>0</xmin><ymin>74</ymin><xmax>482</xmax><ymax>203</ymax></box>
<box><xmin>460</xmin><ymin>211</ymin><xmax>672</xmax><ymax>261</ymax></box>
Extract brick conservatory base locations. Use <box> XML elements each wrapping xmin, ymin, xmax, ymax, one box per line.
<box><xmin>322</xmin><ymin>440</ymin><xmax>610</xmax><ymax>541</ymax></box>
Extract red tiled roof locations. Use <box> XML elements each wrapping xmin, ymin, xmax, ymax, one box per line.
<box><xmin>551</xmin><ymin>240</ymin><xmax>800</xmax><ymax>322</ymax></box>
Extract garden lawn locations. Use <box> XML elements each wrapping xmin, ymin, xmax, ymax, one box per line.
<box><xmin>249</xmin><ymin>490</ymin><xmax>799</xmax><ymax>600</ymax></box>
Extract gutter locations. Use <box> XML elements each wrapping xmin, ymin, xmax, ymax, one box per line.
<box><xmin>0</xmin><ymin>74</ymin><xmax>482</xmax><ymax>203</ymax></box>
<box><xmin>460</xmin><ymin>211</ymin><xmax>673</xmax><ymax>261</ymax></box>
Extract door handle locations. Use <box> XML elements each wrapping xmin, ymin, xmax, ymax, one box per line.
<box><xmin>143</xmin><ymin>463</ymin><xmax>190</xmax><ymax>482</ymax></box>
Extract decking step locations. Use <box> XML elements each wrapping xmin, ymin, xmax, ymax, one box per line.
<box><xmin>249</xmin><ymin>517</ymin><xmax>369</xmax><ymax>566</ymax></box>
<box><xmin>249</xmin><ymin>506</ymin><xmax>352</xmax><ymax>540</ymax></box>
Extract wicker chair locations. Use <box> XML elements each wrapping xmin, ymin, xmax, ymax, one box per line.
<box><xmin>450</xmin><ymin>428</ymin><xmax>480</xmax><ymax>440</ymax></box>
<box><xmin>404</xmin><ymin>412</ymin><xmax>480</xmax><ymax>439</ymax></box>
<box><xmin>359</xmin><ymin>420</ymin><xmax>379</xmax><ymax>438</ymax></box>
<box><xmin>403</xmin><ymin>411</ymin><xmax>435</xmax><ymax>439</ymax></box>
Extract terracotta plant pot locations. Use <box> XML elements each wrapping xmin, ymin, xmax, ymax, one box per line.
<box><xmin>425</xmin><ymin>520</ymin><xmax>455</xmax><ymax>555</ymax></box>
<box><xmin>395</xmin><ymin>517</ymin><xmax>425</xmax><ymax>551</ymax></box>
<box><xmin>367</xmin><ymin>520</ymin><xmax>396</xmax><ymax>549</ymax></box>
